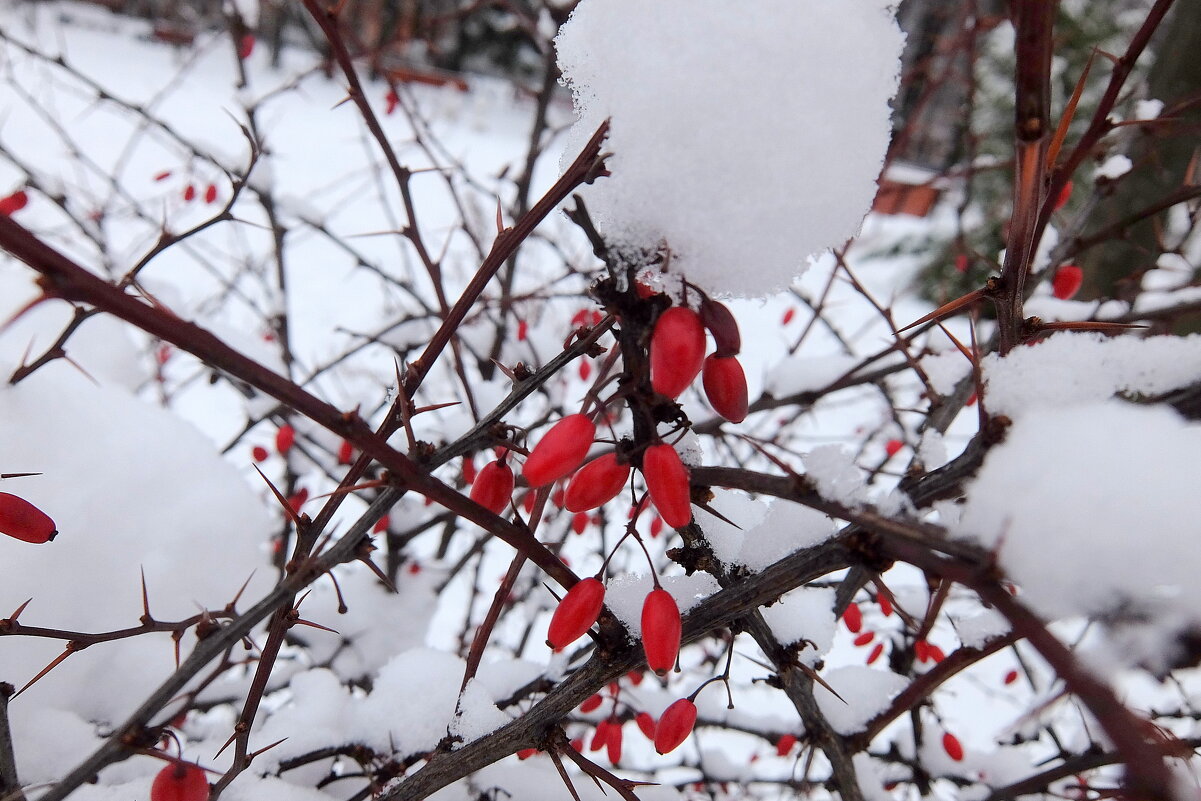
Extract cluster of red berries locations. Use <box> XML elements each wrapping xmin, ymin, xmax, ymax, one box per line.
<box><xmin>0</xmin><ymin>492</ymin><xmax>57</xmax><ymax>544</ymax></box>
<box><xmin>652</xmin><ymin>297</ymin><xmax>749</xmax><ymax>424</ymax></box>
<box><xmin>575</xmin><ymin>686</ymin><xmax>698</xmax><ymax>762</ymax></box>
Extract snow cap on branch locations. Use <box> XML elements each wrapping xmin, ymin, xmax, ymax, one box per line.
<box><xmin>555</xmin><ymin>0</ymin><xmax>905</xmax><ymax>298</ymax></box>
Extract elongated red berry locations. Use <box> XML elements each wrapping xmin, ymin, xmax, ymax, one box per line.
<box><xmin>589</xmin><ymin>719</ymin><xmax>610</xmax><ymax>752</ymax></box>
<box><xmin>642</xmin><ymin>443</ymin><xmax>692</xmax><ymax>529</ymax></box>
<box><xmin>635</xmin><ymin>711</ymin><xmax>656</xmax><ymax>740</ymax></box>
<box><xmin>470</xmin><ymin>459</ymin><xmax>514</xmax><ymax>515</ymax></box>
<box><xmin>580</xmin><ymin>694</ymin><xmax>603</xmax><ymax>713</ymax></box>
<box><xmin>1003</xmin><ymin>669</ymin><xmax>1019</xmax><ymax>685</ymax></box>
<box><xmin>606</xmin><ymin>719</ymin><xmax>623</xmax><ymax>764</ymax></box>
<box><xmin>1053</xmin><ymin>179</ymin><xmax>1073</xmax><ymax>211</ymax></box>
<box><xmin>866</xmin><ymin>642</ymin><xmax>884</xmax><ymax>664</ymax></box>
<box><xmin>641</xmin><ymin>588</ymin><xmax>681</xmax><ymax>675</ymax></box>
<box><xmin>238</xmin><ymin>33</ymin><xmax>255</xmax><ymax>59</ymax></box>
<box><xmin>842</xmin><ymin>602</ymin><xmax>862</xmax><ymax>633</ymax></box>
<box><xmin>654</xmin><ymin>698</ymin><xmax>697</xmax><ymax>755</ymax></box>
<box><xmin>523</xmin><ymin>414</ymin><xmax>596</xmax><ymax>488</ymax></box>
<box><xmin>0</xmin><ymin>493</ymin><xmax>57</xmax><ymax>544</ymax></box>
<box><xmin>151</xmin><ymin>762</ymin><xmax>209</xmax><ymax>801</ymax></box>
<box><xmin>877</xmin><ymin>593</ymin><xmax>892</xmax><ymax>616</ymax></box>
<box><xmin>203</xmin><ymin>184</ymin><xmax>217</xmax><ymax>204</ymax></box>
<box><xmin>853</xmin><ymin>631</ymin><xmax>874</xmax><ymax>647</ymax></box>
<box><xmin>650</xmin><ymin>307</ymin><xmax>706</xmax><ymax>398</ymax></box>
<box><xmin>182</xmin><ymin>184</ymin><xmax>196</xmax><ymax>202</ymax></box>
<box><xmin>564</xmin><ymin>453</ymin><xmax>630</xmax><ymax>513</ymax></box>
<box><xmin>699</xmin><ymin>297</ymin><xmax>741</xmax><ymax>356</ymax></box>
<box><xmin>547</xmin><ymin>577</ymin><xmax>605</xmax><ymax>649</ymax></box>
<box><xmin>516</xmin><ymin>748</ymin><xmax>536</xmax><ymax>760</ymax></box>
<box><xmin>0</xmin><ymin>190</ymin><xmax>29</xmax><ymax>216</ymax></box>
<box><xmin>942</xmin><ymin>731</ymin><xmax>964</xmax><ymax>761</ymax></box>
<box><xmin>338</xmin><ymin>440</ymin><xmax>354</xmax><ymax>465</ymax></box>
<box><xmin>1052</xmin><ymin>265</ymin><xmax>1083</xmax><ymax>299</ymax></box>
<box><xmin>275</xmin><ymin>424</ymin><xmax>295</xmax><ymax>455</ymax></box>
<box><xmin>884</xmin><ymin>439</ymin><xmax>903</xmax><ymax>458</ymax></box>
<box><xmin>776</xmin><ymin>733</ymin><xmax>797</xmax><ymax>756</ymax></box>
<box><xmin>702</xmin><ymin>355</ymin><xmax>749</xmax><ymax>423</ymax></box>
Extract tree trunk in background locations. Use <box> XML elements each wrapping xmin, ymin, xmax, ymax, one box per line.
<box><xmin>1079</xmin><ymin>5</ymin><xmax>1201</xmax><ymax>307</ymax></box>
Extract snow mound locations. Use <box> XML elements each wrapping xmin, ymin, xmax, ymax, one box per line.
<box><xmin>555</xmin><ymin>0</ymin><xmax>904</xmax><ymax>298</ymax></box>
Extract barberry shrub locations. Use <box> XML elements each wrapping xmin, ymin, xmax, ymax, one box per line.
<box><xmin>1</xmin><ymin>3</ymin><xmax>1200</xmax><ymax>801</ymax></box>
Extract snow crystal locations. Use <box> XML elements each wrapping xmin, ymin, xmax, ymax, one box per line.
<box><xmin>760</xmin><ymin>586</ymin><xmax>836</xmax><ymax>665</ymax></box>
<box><xmin>1094</xmin><ymin>154</ymin><xmax>1133</xmax><ymax>181</ymax></box>
<box><xmin>813</xmin><ymin>665</ymin><xmax>907</xmax><ymax>735</ymax></box>
<box><xmin>555</xmin><ymin>0</ymin><xmax>904</xmax><ymax>298</ymax></box>
<box><xmin>981</xmin><ymin>332</ymin><xmax>1201</xmax><ymax>416</ymax></box>
<box><xmin>803</xmin><ymin>445</ymin><xmax>869</xmax><ymax>506</ymax></box>
<box><xmin>956</xmin><ymin>401</ymin><xmax>1201</xmax><ymax>627</ymax></box>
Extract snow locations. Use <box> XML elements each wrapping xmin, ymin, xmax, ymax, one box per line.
<box><xmin>555</xmin><ymin>0</ymin><xmax>905</xmax><ymax>298</ymax></box>
<box><xmin>957</xmin><ymin>401</ymin><xmax>1201</xmax><ymax>633</ymax></box>
<box><xmin>813</xmin><ymin>665</ymin><xmax>907</xmax><ymax>735</ymax></box>
<box><xmin>760</xmin><ymin>587</ymin><xmax>836</xmax><ymax>666</ymax></box>
<box><xmin>803</xmin><ymin>445</ymin><xmax>869</xmax><ymax>506</ymax></box>
<box><xmin>1094</xmin><ymin>154</ymin><xmax>1133</xmax><ymax>182</ymax></box>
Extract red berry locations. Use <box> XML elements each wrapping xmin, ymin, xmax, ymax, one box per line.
<box><xmin>589</xmin><ymin>719</ymin><xmax>610</xmax><ymax>752</ymax></box>
<box><xmin>0</xmin><ymin>190</ymin><xmax>29</xmax><ymax>216</ymax></box>
<box><xmin>627</xmin><ymin>669</ymin><xmax>644</xmax><ymax>686</ymax></box>
<box><xmin>954</xmin><ymin>253</ymin><xmax>969</xmax><ymax>273</ymax></box>
<box><xmin>153</xmin><ymin>170</ymin><xmax>172</xmax><ymax>182</ymax></box>
<box><xmin>699</xmin><ymin>297</ymin><xmax>741</xmax><ymax>356</ymax></box>
<box><xmin>1052</xmin><ymin>265</ymin><xmax>1083</xmax><ymax>300</ymax></box>
<box><xmin>702</xmin><ymin>355</ymin><xmax>749</xmax><ymax>423</ymax></box>
<box><xmin>654</xmin><ymin>698</ymin><xmax>697</xmax><ymax>755</ymax></box>
<box><xmin>1004</xmin><ymin>670</ymin><xmax>1019</xmax><ymax>685</ymax></box>
<box><xmin>151</xmin><ymin>762</ymin><xmax>209</xmax><ymax>801</ymax></box>
<box><xmin>522</xmin><ymin>414</ymin><xmax>596</xmax><ymax>488</ymax></box>
<box><xmin>884</xmin><ymin>439</ymin><xmax>903</xmax><ymax>458</ymax></box>
<box><xmin>547</xmin><ymin>577</ymin><xmax>605</xmax><ymax>649</ymax></box>
<box><xmin>571</xmin><ymin>511</ymin><xmax>589</xmax><ymax>534</ymax></box>
<box><xmin>0</xmin><ymin>493</ymin><xmax>57</xmax><ymax>544</ymax></box>
<box><xmin>470</xmin><ymin>459</ymin><xmax>514</xmax><ymax>515</ymax></box>
<box><xmin>580</xmin><ymin>694</ymin><xmax>603</xmax><ymax>713</ymax></box>
<box><xmin>650</xmin><ymin>307</ymin><xmax>706</xmax><ymax>398</ymax></box>
<box><xmin>1053</xmin><ymin>179</ymin><xmax>1073</xmax><ymax>211</ymax></box>
<box><xmin>853</xmin><ymin>631</ymin><xmax>875</xmax><ymax>647</ymax></box>
<box><xmin>372</xmin><ymin>515</ymin><xmax>389</xmax><ymax>534</ymax></box>
<box><xmin>251</xmin><ymin>445</ymin><xmax>269</xmax><ymax>462</ymax></box>
<box><xmin>781</xmin><ymin>308</ymin><xmax>796</xmax><ymax>325</ymax></box>
<box><xmin>237</xmin><ymin>33</ymin><xmax>255</xmax><ymax>59</ymax></box>
<box><xmin>866</xmin><ymin>642</ymin><xmax>884</xmax><ymax>664</ymax></box>
<box><xmin>606</xmin><ymin>720</ymin><xmax>623</xmax><ymax>764</ymax></box>
<box><xmin>914</xmin><ymin>640</ymin><xmax>930</xmax><ymax>663</ymax></box>
<box><xmin>642</xmin><ymin>443</ymin><xmax>692</xmax><ymax>529</ymax></box>
<box><xmin>927</xmin><ymin>643</ymin><xmax>946</xmax><ymax>663</ymax></box>
<box><xmin>287</xmin><ymin>488</ymin><xmax>308</xmax><ymax>513</ymax></box>
<box><xmin>842</xmin><ymin>602</ymin><xmax>862</xmax><ymax>634</ymax></box>
<box><xmin>516</xmin><ymin>319</ymin><xmax>528</xmax><ymax>341</ymax></box>
<box><xmin>337</xmin><ymin>440</ymin><xmax>354</xmax><ymax>465</ymax></box>
<box><xmin>516</xmin><ymin>748</ymin><xmax>536</xmax><ymax>760</ymax></box>
<box><xmin>635</xmin><ymin>711</ymin><xmax>656</xmax><ymax>740</ymax></box>
<box><xmin>776</xmin><ymin>733</ymin><xmax>797</xmax><ymax>757</ymax></box>
<box><xmin>275</xmin><ymin>424</ymin><xmax>295</xmax><ymax>454</ymax></box>
<box><xmin>641</xmin><ymin>588</ymin><xmax>681</xmax><ymax>676</ymax></box>
<box><xmin>877</xmin><ymin>593</ymin><xmax>892</xmax><ymax>616</ymax></box>
<box><xmin>203</xmin><ymin>184</ymin><xmax>217</xmax><ymax>204</ymax></box>
<box><xmin>564</xmin><ymin>453</ymin><xmax>630</xmax><ymax>513</ymax></box>
<box><xmin>578</xmin><ymin>360</ymin><xmax>592</xmax><ymax>381</ymax></box>
<box><xmin>182</xmin><ymin>184</ymin><xmax>196</xmax><ymax>202</ymax></box>
<box><xmin>942</xmin><ymin>731</ymin><xmax>964</xmax><ymax>761</ymax></box>
<box><xmin>384</xmin><ymin>90</ymin><xmax>399</xmax><ymax>115</ymax></box>
<box><xmin>649</xmin><ymin>516</ymin><xmax>664</xmax><ymax>538</ymax></box>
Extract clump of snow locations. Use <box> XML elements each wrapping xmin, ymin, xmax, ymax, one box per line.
<box><xmin>803</xmin><ymin>445</ymin><xmax>869</xmax><ymax>505</ymax></box>
<box><xmin>952</xmin><ymin>608</ymin><xmax>1010</xmax><ymax>649</ymax></box>
<box><xmin>1135</xmin><ymin>98</ymin><xmax>1164</xmax><ymax>119</ymax></box>
<box><xmin>920</xmin><ymin>350</ymin><xmax>972</xmax><ymax>396</ymax></box>
<box><xmin>917</xmin><ymin>430</ymin><xmax>948</xmax><ymax>471</ymax></box>
<box><xmin>814</xmin><ymin>665</ymin><xmax>907</xmax><ymax>735</ymax></box>
<box><xmin>957</xmin><ymin>401</ymin><xmax>1201</xmax><ymax>627</ymax></box>
<box><xmin>1094</xmin><ymin>154</ymin><xmax>1133</xmax><ymax>181</ymax></box>
<box><xmin>555</xmin><ymin>0</ymin><xmax>905</xmax><ymax>298</ymax></box>
<box><xmin>450</xmin><ymin>678</ymin><xmax>512</xmax><ymax>745</ymax></box>
<box><xmin>602</xmin><ymin>573</ymin><xmax>721</xmax><ymax>638</ymax></box>
<box><xmin>761</xmin><ymin>587</ymin><xmax>836</xmax><ymax>665</ymax></box>
<box><xmin>981</xmin><ymin>332</ymin><xmax>1201</xmax><ymax>416</ymax></box>
<box><xmin>766</xmin><ymin>355</ymin><xmax>866</xmax><ymax>398</ymax></box>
